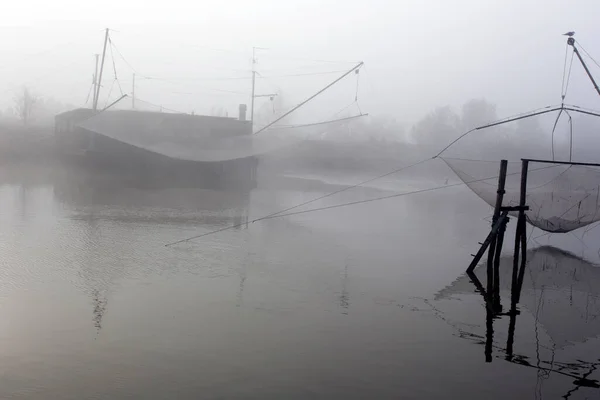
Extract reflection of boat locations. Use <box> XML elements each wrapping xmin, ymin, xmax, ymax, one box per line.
<box><xmin>438</xmin><ymin>246</ymin><xmax>600</xmax><ymax>348</ymax></box>
<box><xmin>52</xmin><ymin>168</ymin><xmax>251</xmax><ymax>228</ymax></box>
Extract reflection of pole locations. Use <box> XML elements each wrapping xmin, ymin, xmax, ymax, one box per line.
<box><xmin>487</xmin><ymin>160</ymin><xmax>507</xmax><ymax>310</ymax></box>
<box><xmin>511</xmin><ymin>160</ymin><xmax>529</xmax><ymax>303</ymax></box>
<box><xmin>485</xmin><ymin>297</ymin><xmax>494</xmax><ymax>363</ymax></box>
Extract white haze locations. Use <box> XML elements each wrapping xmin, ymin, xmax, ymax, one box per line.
<box><xmin>1</xmin><ymin>0</ymin><xmax>600</xmax><ymax>135</ymax></box>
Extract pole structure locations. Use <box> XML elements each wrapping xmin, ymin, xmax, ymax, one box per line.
<box><xmin>93</xmin><ymin>54</ymin><xmax>99</xmax><ymax>107</ymax></box>
<box><xmin>132</xmin><ymin>73</ymin><xmax>136</xmax><ymax>109</ymax></box>
<box><xmin>511</xmin><ymin>160</ymin><xmax>529</xmax><ymax>303</ymax></box>
<box><xmin>250</xmin><ymin>47</ymin><xmax>257</xmax><ymax>133</ymax></box>
<box><xmin>253</xmin><ymin>61</ymin><xmax>364</xmax><ymax>135</ymax></box>
<box><xmin>93</xmin><ymin>28</ymin><xmax>110</xmax><ymax>111</ymax></box>
<box><xmin>568</xmin><ymin>37</ymin><xmax>600</xmax><ymax>98</ymax></box>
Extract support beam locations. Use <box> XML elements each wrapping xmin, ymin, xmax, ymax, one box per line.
<box><xmin>486</xmin><ymin>160</ymin><xmax>507</xmax><ymax>306</ymax></box>
<box><xmin>467</xmin><ymin>212</ymin><xmax>509</xmax><ymax>273</ymax></box>
<box><xmin>511</xmin><ymin>160</ymin><xmax>529</xmax><ymax>303</ymax></box>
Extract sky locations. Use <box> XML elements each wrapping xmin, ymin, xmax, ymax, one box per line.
<box><xmin>1</xmin><ymin>0</ymin><xmax>600</xmax><ymax>126</ymax></box>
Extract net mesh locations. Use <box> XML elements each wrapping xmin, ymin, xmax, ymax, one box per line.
<box><xmin>443</xmin><ymin>157</ymin><xmax>600</xmax><ymax>233</ymax></box>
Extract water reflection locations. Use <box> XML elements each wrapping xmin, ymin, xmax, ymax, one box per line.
<box><xmin>52</xmin><ymin>167</ymin><xmax>251</xmax><ymax>228</ymax></box>
<box><xmin>438</xmin><ymin>246</ymin><xmax>600</xmax><ymax>398</ymax></box>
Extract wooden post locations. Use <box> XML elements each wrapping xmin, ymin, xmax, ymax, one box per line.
<box><xmin>467</xmin><ymin>212</ymin><xmax>508</xmax><ymax>273</ymax></box>
<box><xmin>511</xmin><ymin>160</ymin><xmax>529</xmax><ymax>302</ymax></box>
<box><xmin>487</xmin><ymin>160</ymin><xmax>507</xmax><ymax>307</ymax></box>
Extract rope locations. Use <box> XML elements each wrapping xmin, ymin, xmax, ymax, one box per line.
<box><xmin>434</xmin><ymin>106</ymin><xmax>562</xmax><ymax>158</ymax></box>
<box><xmin>109</xmin><ymin>40</ymin><xmax>124</xmax><ymax>96</ymax></box>
<box><xmin>561</xmin><ymin>43</ymin><xmax>569</xmax><ymax>100</ymax></box>
<box><xmin>273</xmin><ymin>114</ymin><xmax>367</xmax><ymax>129</ymax></box>
<box><xmin>84</xmin><ymin>83</ymin><xmax>94</xmax><ymax>105</ymax></box>
<box><xmin>164</xmin><ymin>161</ymin><xmax>562</xmax><ymax>247</ymax></box>
<box><xmin>576</xmin><ymin>41</ymin><xmax>600</xmax><ymax>71</ymax></box>
<box><xmin>434</xmin><ymin>128</ymin><xmax>477</xmax><ymax>158</ymax></box>
<box><xmin>104</xmin><ymin>80</ymin><xmax>116</xmax><ymax>108</ymax></box>
<box><xmin>165</xmin><ymin>157</ymin><xmax>435</xmax><ymax>246</ymax></box>
<box><xmin>564</xmin><ymin>50</ymin><xmax>575</xmax><ymax>99</ymax></box>
<box><xmin>565</xmin><ymin>109</ymin><xmax>574</xmax><ymax>162</ymax></box>
<box><xmin>355</xmin><ymin>69</ymin><xmax>360</xmax><ymax>101</ymax></box>
<box><xmin>550</xmin><ymin>107</ymin><xmax>564</xmax><ymax>161</ymax></box>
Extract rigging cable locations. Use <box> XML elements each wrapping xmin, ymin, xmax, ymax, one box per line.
<box><xmin>561</xmin><ymin>43</ymin><xmax>569</xmax><ymax>100</ymax></box>
<box><xmin>104</xmin><ymin>80</ymin><xmax>117</xmax><ymax>108</ymax></box>
<box><xmin>84</xmin><ymin>83</ymin><xmax>94</xmax><ymax>105</ymax></box>
<box><xmin>109</xmin><ymin>38</ymin><xmax>139</xmax><ymax>74</ymax></box>
<box><xmin>565</xmin><ymin>109</ymin><xmax>574</xmax><ymax>162</ymax></box>
<box><xmin>164</xmin><ymin>162</ymin><xmax>560</xmax><ymax>246</ymax></box>
<box><xmin>165</xmin><ymin>157</ymin><xmax>434</xmax><ymax>246</ymax></box>
<box><xmin>550</xmin><ymin>108</ymin><xmax>564</xmax><ymax>161</ymax></box>
<box><xmin>563</xmin><ymin>49</ymin><xmax>575</xmax><ymax>99</ymax></box>
<box><xmin>576</xmin><ymin>41</ymin><xmax>600</xmax><ymax>71</ymax></box>
<box><xmin>109</xmin><ymin>39</ymin><xmax>124</xmax><ymax>96</ymax></box>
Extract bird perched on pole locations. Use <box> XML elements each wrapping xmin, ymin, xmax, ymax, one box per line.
<box><xmin>563</xmin><ymin>31</ymin><xmax>575</xmax><ymax>37</ymax></box>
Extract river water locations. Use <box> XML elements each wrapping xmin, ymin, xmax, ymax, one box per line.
<box><xmin>0</xmin><ymin>161</ymin><xmax>599</xmax><ymax>399</ymax></box>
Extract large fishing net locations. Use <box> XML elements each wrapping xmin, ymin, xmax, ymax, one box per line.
<box><xmin>443</xmin><ymin>157</ymin><xmax>600</xmax><ymax>233</ymax></box>
<box><xmin>440</xmin><ymin>107</ymin><xmax>600</xmax><ymax>233</ymax></box>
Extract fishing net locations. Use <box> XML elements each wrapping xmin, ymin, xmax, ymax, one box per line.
<box><xmin>437</xmin><ymin>106</ymin><xmax>600</xmax><ymax>233</ymax></box>
<box><xmin>443</xmin><ymin>157</ymin><xmax>600</xmax><ymax>233</ymax></box>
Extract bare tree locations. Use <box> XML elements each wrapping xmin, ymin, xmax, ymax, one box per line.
<box><xmin>13</xmin><ymin>86</ymin><xmax>39</xmax><ymax>126</ymax></box>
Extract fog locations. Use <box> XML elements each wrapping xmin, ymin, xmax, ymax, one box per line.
<box><xmin>2</xmin><ymin>0</ymin><xmax>600</xmax><ymax>127</ymax></box>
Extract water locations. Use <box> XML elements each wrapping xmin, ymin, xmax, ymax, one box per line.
<box><xmin>0</xmin><ymin>162</ymin><xmax>599</xmax><ymax>399</ymax></box>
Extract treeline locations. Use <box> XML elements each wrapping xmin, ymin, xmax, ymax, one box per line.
<box><xmin>261</xmin><ymin>98</ymin><xmax>599</xmax><ymax>175</ymax></box>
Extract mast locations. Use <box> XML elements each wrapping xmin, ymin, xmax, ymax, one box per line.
<box><xmin>132</xmin><ymin>73</ymin><xmax>136</xmax><ymax>109</ymax></box>
<box><xmin>250</xmin><ymin>47</ymin><xmax>257</xmax><ymax>132</ymax></box>
<box><xmin>567</xmin><ymin>37</ymin><xmax>600</xmax><ymax>98</ymax></box>
<box><xmin>93</xmin><ymin>28</ymin><xmax>110</xmax><ymax>111</ymax></box>
<box><xmin>93</xmin><ymin>54</ymin><xmax>99</xmax><ymax>105</ymax></box>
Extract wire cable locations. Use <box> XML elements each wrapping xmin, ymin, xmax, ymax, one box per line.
<box><xmin>551</xmin><ymin>108</ymin><xmax>564</xmax><ymax>161</ymax></box>
<box><xmin>576</xmin><ymin>41</ymin><xmax>600</xmax><ymax>71</ymax></box>
<box><xmin>564</xmin><ymin>50</ymin><xmax>575</xmax><ymax>100</ymax></box>
<box><xmin>165</xmin><ymin>157</ymin><xmax>435</xmax><ymax>246</ymax></box>
<box><xmin>561</xmin><ymin>43</ymin><xmax>569</xmax><ymax>100</ymax></box>
<box><xmin>164</xmin><ymin>162</ymin><xmax>560</xmax><ymax>246</ymax></box>
<box><xmin>84</xmin><ymin>83</ymin><xmax>94</xmax><ymax>105</ymax></box>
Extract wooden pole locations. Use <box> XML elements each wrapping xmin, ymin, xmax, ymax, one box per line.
<box><xmin>492</xmin><ymin>218</ymin><xmax>507</xmax><ymax>312</ymax></box>
<box><xmin>93</xmin><ymin>54</ymin><xmax>99</xmax><ymax>107</ymax></box>
<box><xmin>250</xmin><ymin>47</ymin><xmax>256</xmax><ymax>133</ymax></box>
<box><xmin>487</xmin><ymin>160</ymin><xmax>508</xmax><ymax>305</ymax></box>
<box><xmin>93</xmin><ymin>29</ymin><xmax>110</xmax><ymax>111</ymax></box>
<box><xmin>467</xmin><ymin>212</ymin><xmax>508</xmax><ymax>272</ymax></box>
<box><xmin>511</xmin><ymin>160</ymin><xmax>529</xmax><ymax>302</ymax></box>
<box><xmin>253</xmin><ymin>61</ymin><xmax>364</xmax><ymax>135</ymax></box>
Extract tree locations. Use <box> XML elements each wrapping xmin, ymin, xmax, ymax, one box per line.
<box><xmin>410</xmin><ymin>106</ymin><xmax>461</xmax><ymax>145</ymax></box>
<box><xmin>461</xmin><ymin>98</ymin><xmax>497</xmax><ymax>131</ymax></box>
<box><xmin>13</xmin><ymin>86</ymin><xmax>39</xmax><ymax>126</ymax></box>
